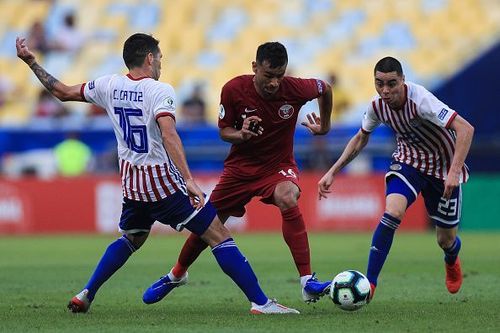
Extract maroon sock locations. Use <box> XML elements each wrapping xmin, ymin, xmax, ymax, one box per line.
<box><xmin>172</xmin><ymin>233</ymin><xmax>208</xmax><ymax>278</ymax></box>
<box><xmin>281</xmin><ymin>206</ymin><xmax>311</xmax><ymax>276</ymax></box>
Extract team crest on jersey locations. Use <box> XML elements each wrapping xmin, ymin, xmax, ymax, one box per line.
<box><xmin>163</xmin><ymin>96</ymin><xmax>176</xmax><ymax>111</ymax></box>
<box><xmin>219</xmin><ymin>104</ymin><xmax>225</xmax><ymax>119</ymax></box>
<box><xmin>409</xmin><ymin>117</ymin><xmax>422</xmax><ymax>127</ymax></box>
<box><xmin>390</xmin><ymin>164</ymin><xmax>402</xmax><ymax>171</ymax></box>
<box><xmin>278</xmin><ymin>104</ymin><xmax>294</xmax><ymax>119</ymax></box>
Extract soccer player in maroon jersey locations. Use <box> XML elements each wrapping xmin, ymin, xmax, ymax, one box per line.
<box><xmin>144</xmin><ymin>42</ymin><xmax>334</xmax><ymax>303</ymax></box>
<box><xmin>318</xmin><ymin>57</ymin><xmax>474</xmax><ymax>300</ymax></box>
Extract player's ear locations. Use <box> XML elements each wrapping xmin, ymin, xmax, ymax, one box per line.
<box><xmin>252</xmin><ymin>61</ymin><xmax>257</xmax><ymax>74</ymax></box>
<box><xmin>146</xmin><ymin>52</ymin><xmax>154</xmax><ymax>65</ymax></box>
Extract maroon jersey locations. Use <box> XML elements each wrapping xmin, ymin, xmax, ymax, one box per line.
<box><xmin>217</xmin><ymin>75</ymin><xmax>326</xmax><ymax>179</ymax></box>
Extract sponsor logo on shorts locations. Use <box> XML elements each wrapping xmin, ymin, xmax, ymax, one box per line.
<box><xmin>390</xmin><ymin>164</ymin><xmax>402</xmax><ymax>171</ymax></box>
<box><xmin>278</xmin><ymin>104</ymin><xmax>294</xmax><ymax>119</ymax></box>
<box><xmin>438</xmin><ymin>108</ymin><xmax>449</xmax><ymax>121</ymax></box>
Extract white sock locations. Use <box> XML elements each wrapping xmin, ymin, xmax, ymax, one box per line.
<box><xmin>300</xmin><ymin>274</ymin><xmax>312</xmax><ymax>288</ymax></box>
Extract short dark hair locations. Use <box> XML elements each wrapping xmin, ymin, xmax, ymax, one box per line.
<box><xmin>123</xmin><ymin>33</ymin><xmax>160</xmax><ymax>69</ymax></box>
<box><xmin>374</xmin><ymin>56</ymin><xmax>403</xmax><ymax>76</ymax></box>
<box><xmin>256</xmin><ymin>42</ymin><xmax>288</xmax><ymax>68</ymax></box>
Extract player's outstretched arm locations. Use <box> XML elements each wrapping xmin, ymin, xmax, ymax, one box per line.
<box><xmin>318</xmin><ymin>129</ymin><xmax>370</xmax><ymax>199</ymax></box>
<box><xmin>157</xmin><ymin>116</ymin><xmax>205</xmax><ymax>209</ymax></box>
<box><xmin>16</xmin><ymin>37</ymin><xmax>84</xmax><ymax>102</ymax></box>
<box><xmin>317</xmin><ymin>81</ymin><xmax>333</xmax><ymax>134</ymax></box>
<box><xmin>443</xmin><ymin>115</ymin><xmax>474</xmax><ymax>199</ymax></box>
<box><xmin>301</xmin><ymin>82</ymin><xmax>333</xmax><ymax>135</ymax></box>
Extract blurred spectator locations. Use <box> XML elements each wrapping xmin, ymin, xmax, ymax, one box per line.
<box><xmin>53</xmin><ymin>132</ymin><xmax>92</xmax><ymax>177</ymax></box>
<box><xmin>27</xmin><ymin>21</ymin><xmax>51</xmax><ymax>55</ymax></box>
<box><xmin>52</xmin><ymin>12</ymin><xmax>85</xmax><ymax>53</ymax></box>
<box><xmin>34</xmin><ymin>89</ymin><xmax>69</xmax><ymax>118</ymax></box>
<box><xmin>88</xmin><ymin>104</ymin><xmax>106</xmax><ymax>117</ymax></box>
<box><xmin>0</xmin><ymin>75</ymin><xmax>14</xmax><ymax>108</ymax></box>
<box><xmin>180</xmin><ymin>83</ymin><xmax>207</xmax><ymax>126</ymax></box>
<box><xmin>301</xmin><ymin>136</ymin><xmax>334</xmax><ymax>171</ymax></box>
<box><xmin>328</xmin><ymin>72</ymin><xmax>351</xmax><ymax>121</ymax></box>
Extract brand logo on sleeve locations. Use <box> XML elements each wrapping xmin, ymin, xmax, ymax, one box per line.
<box><xmin>278</xmin><ymin>104</ymin><xmax>294</xmax><ymax>119</ymax></box>
<box><xmin>438</xmin><ymin>108</ymin><xmax>449</xmax><ymax>121</ymax></box>
<box><xmin>88</xmin><ymin>81</ymin><xmax>95</xmax><ymax>90</ymax></box>
<box><xmin>316</xmin><ymin>79</ymin><xmax>323</xmax><ymax>94</ymax></box>
<box><xmin>163</xmin><ymin>96</ymin><xmax>175</xmax><ymax>111</ymax></box>
<box><xmin>219</xmin><ymin>104</ymin><xmax>225</xmax><ymax>119</ymax></box>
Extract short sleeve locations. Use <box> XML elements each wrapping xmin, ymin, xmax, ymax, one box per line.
<box><xmin>416</xmin><ymin>86</ymin><xmax>457</xmax><ymax>128</ymax></box>
<box><xmin>288</xmin><ymin>77</ymin><xmax>325</xmax><ymax>103</ymax></box>
<box><xmin>82</xmin><ymin>75</ymin><xmax>113</xmax><ymax>108</ymax></box>
<box><xmin>361</xmin><ymin>102</ymin><xmax>381</xmax><ymax>133</ymax></box>
<box><xmin>218</xmin><ymin>83</ymin><xmax>236</xmax><ymax>129</ymax></box>
<box><xmin>152</xmin><ymin>83</ymin><xmax>177</xmax><ymax>121</ymax></box>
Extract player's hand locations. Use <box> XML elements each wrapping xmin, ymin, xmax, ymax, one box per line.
<box><xmin>185</xmin><ymin>179</ymin><xmax>205</xmax><ymax>210</ymax></box>
<box><xmin>240</xmin><ymin>115</ymin><xmax>263</xmax><ymax>141</ymax></box>
<box><xmin>318</xmin><ymin>171</ymin><xmax>335</xmax><ymax>200</ymax></box>
<box><xmin>15</xmin><ymin>37</ymin><xmax>36</xmax><ymax>66</ymax></box>
<box><xmin>443</xmin><ymin>172</ymin><xmax>460</xmax><ymax>200</ymax></box>
<box><xmin>301</xmin><ymin>112</ymin><xmax>327</xmax><ymax>135</ymax></box>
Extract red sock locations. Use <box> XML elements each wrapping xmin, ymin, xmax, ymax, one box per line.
<box><xmin>281</xmin><ymin>206</ymin><xmax>311</xmax><ymax>276</ymax></box>
<box><xmin>171</xmin><ymin>233</ymin><xmax>209</xmax><ymax>278</ymax></box>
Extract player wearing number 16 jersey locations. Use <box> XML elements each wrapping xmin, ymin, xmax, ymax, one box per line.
<box><xmin>17</xmin><ymin>33</ymin><xmax>299</xmax><ymax>314</ymax></box>
<box><xmin>147</xmin><ymin>42</ymin><xmax>334</xmax><ymax>304</ymax></box>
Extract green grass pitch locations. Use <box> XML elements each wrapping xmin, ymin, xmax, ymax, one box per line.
<box><xmin>1</xmin><ymin>232</ymin><xmax>499</xmax><ymax>332</ymax></box>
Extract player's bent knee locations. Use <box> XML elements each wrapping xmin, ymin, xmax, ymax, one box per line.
<box><xmin>436</xmin><ymin>234</ymin><xmax>455</xmax><ymax>249</ymax></box>
<box><xmin>384</xmin><ymin>208</ymin><xmax>405</xmax><ymax>221</ymax></box>
<box><xmin>200</xmin><ymin>217</ymin><xmax>231</xmax><ymax>247</ymax></box>
<box><xmin>275</xmin><ymin>192</ymin><xmax>299</xmax><ymax>210</ymax></box>
<box><xmin>124</xmin><ymin>232</ymin><xmax>149</xmax><ymax>249</ymax></box>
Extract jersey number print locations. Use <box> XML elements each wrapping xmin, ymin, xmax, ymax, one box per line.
<box><xmin>114</xmin><ymin>107</ymin><xmax>148</xmax><ymax>153</ymax></box>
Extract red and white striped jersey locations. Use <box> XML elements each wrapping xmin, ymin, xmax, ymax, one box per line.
<box><xmin>361</xmin><ymin>81</ymin><xmax>469</xmax><ymax>183</ymax></box>
<box><xmin>81</xmin><ymin>74</ymin><xmax>187</xmax><ymax>201</ymax></box>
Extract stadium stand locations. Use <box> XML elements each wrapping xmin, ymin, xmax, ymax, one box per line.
<box><xmin>0</xmin><ymin>0</ymin><xmax>499</xmax><ymax>126</ymax></box>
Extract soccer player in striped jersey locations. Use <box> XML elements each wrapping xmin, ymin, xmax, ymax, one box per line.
<box><xmin>16</xmin><ymin>33</ymin><xmax>299</xmax><ymax>314</ymax></box>
<box><xmin>318</xmin><ymin>57</ymin><xmax>474</xmax><ymax>300</ymax></box>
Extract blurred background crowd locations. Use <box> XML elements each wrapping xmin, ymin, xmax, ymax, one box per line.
<box><xmin>0</xmin><ymin>0</ymin><xmax>499</xmax><ymax>179</ymax></box>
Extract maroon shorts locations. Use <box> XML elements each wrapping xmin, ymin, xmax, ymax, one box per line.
<box><xmin>210</xmin><ymin>165</ymin><xmax>300</xmax><ymax>217</ymax></box>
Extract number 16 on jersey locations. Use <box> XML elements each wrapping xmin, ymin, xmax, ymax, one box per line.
<box><xmin>114</xmin><ymin>107</ymin><xmax>149</xmax><ymax>153</ymax></box>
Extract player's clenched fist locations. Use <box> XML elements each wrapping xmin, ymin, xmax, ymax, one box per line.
<box><xmin>240</xmin><ymin>115</ymin><xmax>264</xmax><ymax>141</ymax></box>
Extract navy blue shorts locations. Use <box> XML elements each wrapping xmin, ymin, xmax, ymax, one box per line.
<box><xmin>385</xmin><ymin>162</ymin><xmax>462</xmax><ymax>228</ymax></box>
<box><xmin>118</xmin><ymin>191</ymin><xmax>215</xmax><ymax>236</ymax></box>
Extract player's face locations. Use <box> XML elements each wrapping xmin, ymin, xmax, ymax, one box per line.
<box><xmin>252</xmin><ymin>60</ymin><xmax>286</xmax><ymax>99</ymax></box>
<box><xmin>374</xmin><ymin>71</ymin><xmax>405</xmax><ymax>110</ymax></box>
<box><xmin>151</xmin><ymin>51</ymin><xmax>162</xmax><ymax>81</ymax></box>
